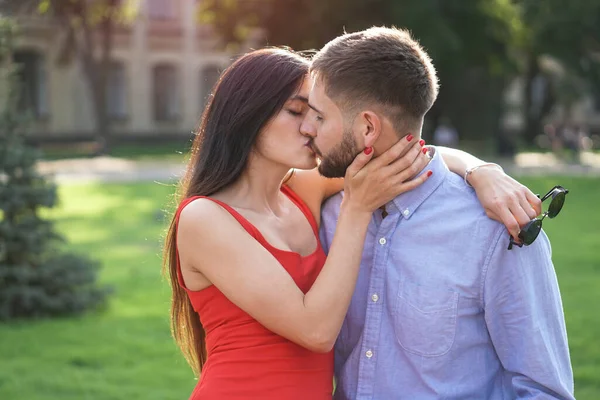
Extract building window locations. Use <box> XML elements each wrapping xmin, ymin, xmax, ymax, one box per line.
<box><xmin>153</xmin><ymin>64</ymin><xmax>179</xmax><ymax>121</ymax></box>
<box><xmin>200</xmin><ymin>65</ymin><xmax>221</xmax><ymax>108</ymax></box>
<box><xmin>106</xmin><ymin>61</ymin><xmax>128</xmax><ymax>120</ymax></box>
<box><xmin>13</xmin><ymin>50</ymin><xmax>48</xmax><ymax>118</ymax></box>
<box><xmin>148</xmin><ymin>0</ymin><xmax>176</xmax><ymax>20</ymax></box>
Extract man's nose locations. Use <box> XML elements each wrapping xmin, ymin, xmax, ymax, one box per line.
<box><xmin>300</xmin><ymin>119</ymin><xmax>316</xmax><ymax>138</ymax></box>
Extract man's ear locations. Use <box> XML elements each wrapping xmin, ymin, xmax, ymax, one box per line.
<box><xmin>356</xmin><ymin>111</ymin><xmax>382</xmax><ymax>149</ymax></box>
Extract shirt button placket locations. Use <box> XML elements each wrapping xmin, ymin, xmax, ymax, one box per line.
<box><xmin>357</xmin><ymin>215</ymin><xmax>395</xmax><ymax>399</ymax></box>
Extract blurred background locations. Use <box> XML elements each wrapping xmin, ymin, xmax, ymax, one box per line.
<box><xmin>0</xmin><ymin>0</ymin><xmax>598</xmax><ymax>399</ymax></box>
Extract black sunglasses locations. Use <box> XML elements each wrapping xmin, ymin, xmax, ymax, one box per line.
<box><xmin>507</xmin><ymin>185</ymin><xmax>569</xmax><ymax>250</ymax></box>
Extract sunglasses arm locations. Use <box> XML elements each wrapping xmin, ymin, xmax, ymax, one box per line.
<box><xmin>539</xmin><ymin>185</ymin><xmax>569</xmax><ymax>202</ymax></box>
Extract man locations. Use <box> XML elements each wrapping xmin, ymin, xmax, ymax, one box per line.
<box><xmin>301</xmin><ymin>27</ymin><xmax>574</xmax><ymax>399</ymax></box>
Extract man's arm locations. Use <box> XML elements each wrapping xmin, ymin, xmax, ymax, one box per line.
<box><xmin>483</xmin><ymin>229</ymin><xmax>574</xmax><ymax>399</ymax></box>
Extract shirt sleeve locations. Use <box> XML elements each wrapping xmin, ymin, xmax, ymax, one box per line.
<box><xmin>482</xmin><ymin>229</ymin><xmax>574</xmax><ymax>399</ymax></box>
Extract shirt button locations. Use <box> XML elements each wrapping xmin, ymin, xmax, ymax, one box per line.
<box><xmin>365</xmin><ymin>350</ymin><xmax>373</xmax><ymax>358</ymax></box>
<box><xmin>379</xmin><ymin>237</ymin><xmax>386</xmax><ymax>245</ymax></box>
<box><xmin>403</xmin><ymin>209</ymin><xmax>410</xmax><ymax>217</ymax></box>
<box><xmin>371</xmin><ymin>293</ymin><xmax>379</xmax><ymax>302</ymax></box>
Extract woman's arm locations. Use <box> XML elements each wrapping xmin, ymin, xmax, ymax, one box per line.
<box><xmin>289</xmin><ymin>141</ymin><xmax>542</xmax><ymax>239</ymax></box>
<box><xmin>178</xmin><ymin>138</ymin><xmax>430</xmax><ymax>353</ymax></box>
<box><xmin>437</xmin><ymin>146</ymin><xmax>542</xmax><ymax>238</ymax></box>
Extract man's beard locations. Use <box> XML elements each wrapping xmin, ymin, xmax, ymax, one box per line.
<box><xmin>317</xmin><ymin>129</ymin><xmax>360</xmax><ymax>178</ymax></box>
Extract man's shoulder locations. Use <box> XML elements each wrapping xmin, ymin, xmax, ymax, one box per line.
<box><xmin>430</xmin><ymin>172</ymin><xmax>507</xmax><ymax>242</ymax></box>
<box><xmin>440</xmin><ymin>171</ymin><xmax>491</xmax><ymax>216</ymax></box>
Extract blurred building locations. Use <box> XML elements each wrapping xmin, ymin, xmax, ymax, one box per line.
<box><xmin>7</xmin><ymin>0</ymin><xmax>232</xmax><ymax>141</ymax></box>
<box><xmin>6</xmin><ymin>1</ymin><xmax>600</xmax><ymax>146</ymax></box>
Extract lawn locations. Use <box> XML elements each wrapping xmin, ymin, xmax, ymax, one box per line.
<box><xmin>0</xmin><ymin>177</ymin><xmax>599</xmax><ymax>399</ymax></box>
<box><xmin>0</xmin><ymin>182</ymin><xmax>193</xmax><ymax>400</ymax></box>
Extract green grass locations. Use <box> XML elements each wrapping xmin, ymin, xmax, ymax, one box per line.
<box><xmin>519</xmin><ymin>176</ymin><xmax>600</xmax><ymax>400</ymax></box>
<box><xmin>0</xmin><ymin>177</ymin><xmax>599</xmax><ymax>399</ymax></box>
<box><xmin>0</xmin><ymin>182</ymin><xmax>194</xmax><ymax>400</ymax></box>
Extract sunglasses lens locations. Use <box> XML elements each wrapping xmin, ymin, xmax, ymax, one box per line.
<box><xmin>519</xmin><ymin>219</ymin><xmax>543</xmax><ymax>245</ymax></box>
<box><xmin>548</xmin><ymin>191</ymin><xmax>565</xmax><ymax>218</ymax></box>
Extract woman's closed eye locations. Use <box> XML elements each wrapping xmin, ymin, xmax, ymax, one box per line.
<box><xmin>287</xmin><ymin>109</ymin><xmax>305</xmax><ymax>117</ymax></box>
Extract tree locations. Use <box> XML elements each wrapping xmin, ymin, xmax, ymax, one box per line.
<box><xmin>0</xmin><ymin>18</ymin><xmax>110</xmax><ymax>320</ymax></box>
<box><xmin>199</xmin><ymin>0</ymin><xmax>524</xmax><ymax>151</ymax></box>
<box><xmin>518</xmin><ymin>0</ymin><xmax>600</xmax><ymax>145</ymax></box>
<box><xmin>4</xmin><ymin>0</ymin><xmax>139</xmax><ymax>155</ymax></box>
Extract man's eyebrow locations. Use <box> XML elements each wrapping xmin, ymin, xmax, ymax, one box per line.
<box><xmin>307</xmin><ymin>102</ymin><xmax>323</xmax><ymax>115</ymax></box>
<box><xmin>289</xmin><ymin>94</ymin><xmax>324</xmax><ymax>114</ymax></box>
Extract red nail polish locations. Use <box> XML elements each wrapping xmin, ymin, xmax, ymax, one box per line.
<box><xmin>406</xmin><ymin>134</ymin><xmax>414</xmax><ymax>142</ymax></box>
<box><xmin>422</xmin><ymin>147</ymin><xmax>428</xmax><ymax>154</ymax></box>
<box><xmin>427</xmin><ymin>170</ymin><xmax>433</xmax><ymax>177</ymax></box>
<box><xmin>419</xmin><ymin>139</ymin><xmax>425</xmax><ymax>146</ymax></box>
<box><xmin>364</xmin><ymin>147</ymin><xmax>373</xmax><ymax>155</ymax></box>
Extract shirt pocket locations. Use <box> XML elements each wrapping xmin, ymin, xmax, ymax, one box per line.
<box><xmin>393</xmin><ymin>280</ymin><xmax>459</xmax><ymax>357</ymax></box>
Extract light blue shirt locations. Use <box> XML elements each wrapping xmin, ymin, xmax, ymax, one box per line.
<box><xmin>319</xmin><ymin>147</ymin><xmax>574</xmax><ymax>400</ymax></box>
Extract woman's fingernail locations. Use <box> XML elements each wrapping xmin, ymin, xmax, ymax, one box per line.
<box><xmin>406</xmin><ymin>134</ymin><xmax>414</xmax><ymax>142</ymax></box>
<box><xmin>419</xmin><ymin>139</ymin><xmax>425</xmax><ymax>146</ymax></box>
<box><xmin>364</xmin><ymin>147</ymin><xmax>373</xmax><ymax>155</ymax></box>
<box><xmin>427</xmin><ymin>170</ymin><xmax>433</xmax><ymax>177</ymax></box>
<box><xmin>422</xmin><ymin>147</ymin><xmax>428</xmax><ymax>154</ymax></box>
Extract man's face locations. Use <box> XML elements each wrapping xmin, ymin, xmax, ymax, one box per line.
<box><xmin>300</xmin><ymin>78</ymin><xmax>360</xmax><ymax>178</ymax></box>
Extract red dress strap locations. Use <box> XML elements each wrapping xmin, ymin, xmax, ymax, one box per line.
<box><xmin>176</xmin><ymin>195</ymin><xmax>261</xmax><ymax>237</ymax></box>
<box><xmin>280</xmin><ymin>184</ymin><xmax>319</xmax><ymax>236</ymax></box>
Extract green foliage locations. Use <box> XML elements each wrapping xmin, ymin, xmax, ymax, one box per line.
<box><xmin>521</xmin><ymin>0</ymin><xmax>600</xmax><ymax>89</ymax></box>
<box><xmin>199</xmin><ymin>0</ymin><xmax>524</xmax><ymax>146</ymax></box>
<box><xmin>36</xmin><ymin>0</ymin><xmax>138</xmax><ymax>25</ymax></box>
<box><xmin>199</xmin><ymin>0</ymin><xmax>600</xmax><ymax>148</ymax></box>
<box><xmin>0</xmin><ymin>17</ymin><xmax>109</xmax><ymax>320</ymax></box>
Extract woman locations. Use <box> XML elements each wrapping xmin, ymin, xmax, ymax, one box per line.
<box><xmin>164</xmin><ymin>48</ymin><xmax>539</xmax><ymax>399</ymax></box>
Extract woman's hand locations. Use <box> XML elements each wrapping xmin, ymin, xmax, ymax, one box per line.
<box><xmin>342</xmin><ymin>135</ymin><xmax>432</xmax><ymax>215</ymax></box>
<box><xmin>468</xmin><ymin>165</ymin><xmax>542</xmax><ymax>240</ymax></box>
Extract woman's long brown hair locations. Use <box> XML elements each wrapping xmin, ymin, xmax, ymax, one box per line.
<box><xmin>163</xmin><ymin>48</ymin><xmax>310</xmax><ymax>376</ymax></box>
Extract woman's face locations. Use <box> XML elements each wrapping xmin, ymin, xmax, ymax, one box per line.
<box><xmin>253</xmin><ymin>77</ymin><xmax>317</xmax><ymax>170</ymax></box>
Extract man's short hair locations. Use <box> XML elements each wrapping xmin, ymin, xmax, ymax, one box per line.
<box><xmin>311</xmin><ymin>26</ymin><xmax>439</xmax><ymax>134</ymax></box>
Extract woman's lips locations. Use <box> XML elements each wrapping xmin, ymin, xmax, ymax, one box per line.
<box><xmin>305</xmin><ymin>140</ymin><xmax>320</xmax><ymax>156</ymax></box>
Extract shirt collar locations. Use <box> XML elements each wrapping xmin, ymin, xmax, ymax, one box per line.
<box><xmin>387</xmin><ymin>146</ymin><xmax>449</xmax><ymax>220</ymax></box>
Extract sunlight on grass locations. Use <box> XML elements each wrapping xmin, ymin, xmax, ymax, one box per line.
<box><xmin>516</xmin><ymin>176</ymin><xmax>600</xmax><ymax>398</ymax></box>
<box><xmin>1</xmin><ymin>178</ymin><xmax>599</xmax><ymax>399</ymax></box>
<box><xmin>0</xmin><ymin>182</ymin><xmax>193</xmax><ymax>400</ymax></box>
